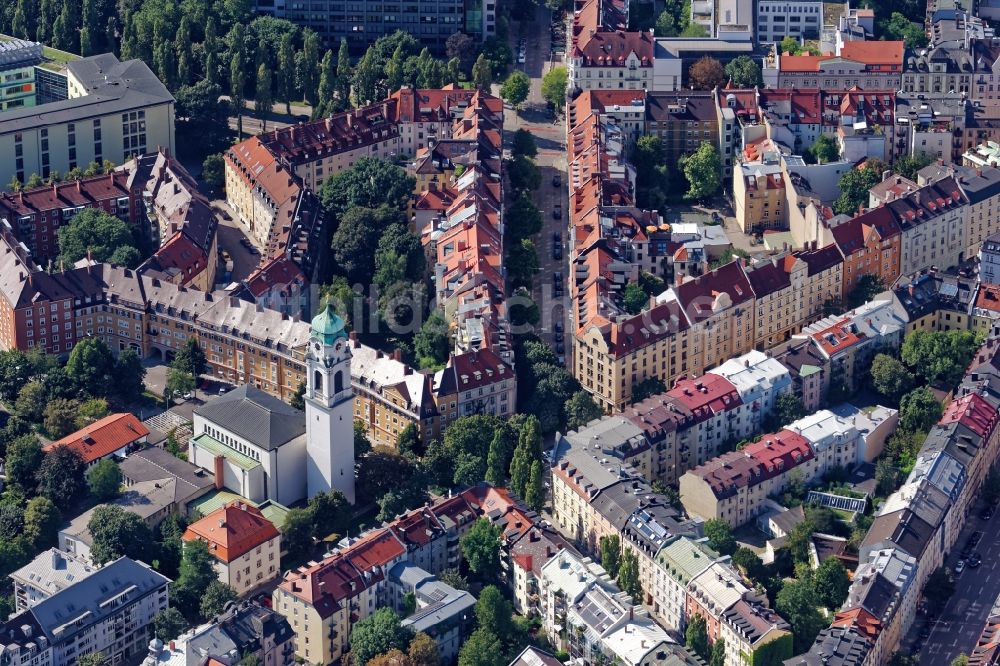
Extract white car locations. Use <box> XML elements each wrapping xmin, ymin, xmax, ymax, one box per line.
<box><xmin>955</xmin><ymin>560</ymin><xmax>966</xmax><ymax>574</ymax></box>
<box><xmin>518</xmin><ymin>52</ymin><xmax>526</xmax><ymax>64</ymax></box>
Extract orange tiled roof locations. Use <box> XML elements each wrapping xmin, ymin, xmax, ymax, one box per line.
<box><xmin>183</xmin><ymin>501</ymin><xmax>280</xmax><ymax>563</ymax></box>
<box><xmin>45</xmin><ymin>413</ymin><xmax>149</xmax><ymax>464</ymax></box>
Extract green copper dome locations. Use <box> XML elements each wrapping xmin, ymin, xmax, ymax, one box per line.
<box><xmin>311</xmin><ymin>302</ymin><xmax>348</xmax><ymax>345</ymax></box>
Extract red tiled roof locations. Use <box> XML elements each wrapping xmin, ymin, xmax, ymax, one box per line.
<box><xmin>671</xmin><ymin>261</ymin><xmax>753</xmax><ymax>322</ymax></box>
<box><xmin>183</xmin><ymin>501</ymin><xmax>280</xmax><ymax>563</ymax></box>
<box><xmin>839</xmin><ymin>41</ymin><xmax>904</xmax><ymax>67</ymax></box>
<box><xmin>45</xmin><ymin>412</ymin><xmax>149</xmax><ymax>464</ymax></box>
<box><xmin>810</xmin><ymin>318</ymin><xmax>863</xmax><ymax>355</ymax></box>
<box><xmin>0</xmin><ymin>172</ymin><xmax>132</xmax><ymax>216</ymax></box>
<box><xmin>940</xmin><ymin>393</ymin><xmax>997</xmax><ymax>439</ymax></box>
<box><xmin>830</xmin><ymin>207</ymin><xmax>902</xmax><ymax>256</ymax></box>
<box><xmin>245</xmin><ymin>255</ymin><xmax>306</xmax><ymax>298</ymax></box>
<box><xmin>667</xmin><ymin>373</ymin><xmax>742</xmax><ymax>415</ymax></box>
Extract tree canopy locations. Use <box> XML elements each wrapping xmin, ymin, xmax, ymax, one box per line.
<box><xmin>679</xmin><ymin>142</ymin><xmax>721</xmax><ymax>200</ymax></box>
<box><xmin>57</xmin><ymin>209</ymin><xmax>139</xmax><ymax>268</ymax></box>
<box><xmin>500</xmin><ymin>71</ymin><xmax>530</xmax><ymax>108</ymax></box>
<box><xmin>724</xmin><ymin>56</ymin><xmax>762</xmax><ymax>87</ymax></box>
<box><xmin>688</xmin><ymin>56</ymin><xmax>726</xmax><ymax>90</ymax></box>
<box><xmin>834</xmin><ymin>166</ymin><xmax>882</xmax><ymax>215</ymax></box>
<box><xmin>350</xmin><ymin>608</ymin><xmax>413</xmax><ymax>666</ymax></box>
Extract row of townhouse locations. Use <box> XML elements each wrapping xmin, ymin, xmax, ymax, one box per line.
<box><xmin>0</xmin><ymin>227</ymin><xmax>514</xmax><ymax>447</ymax></box>
<box><xmin>791</xmin><ymin>338</ymin><xmax>1000</xmax><ymax>664</ymax></box>
<box><xmin>538</xmin><ymin>549</ymin><xmax>698</xmax><ymax>666</ymax></box>
<box><xmin>0</xmin><ymin>557</ymin><xmax>169</xmax><ymax>666</ymax></box>
<box><xmin>0</xmin><ymin>149</ymin><xmax>219</xmax><ymax>291</ymax></box>
<box><xmin>272</xmin><ymin>485</ymin><xmax>569</xmax><ymax>665</ymax></box>
<box><xmin>679</xmin><ymin>409</ymin><xmax>865</xmax><ymax>527</ymax></box>
<box><xmin>567</xmin><ymin>0</ymin><xmax>654</xmax><ymax>94</ymax></box>
<box><xmin>571</xmin><ymin>246</ymin><xmax>842</xmax><ymax>412</ymax></box>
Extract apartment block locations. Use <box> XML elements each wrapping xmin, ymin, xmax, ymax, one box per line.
<box><xmin>755</xmin><ymin>0</ymin><xmax>822</xmax><ymax>43</ymax></box>
<box><xmin>0</xmin><ymin>54</ymin><xmax>175</xmax><ymax>186</ymax></box>
<box><xmin>433</xmin><ymin>347</ymin><xmax>516</xmax><ymax>427</ymax></box>
<box><xmin>830</xmin><ymin>208</ymin><xmax>902</xmax><ymax>299</ymax></box>
<box><xmin>918</xmin><ymin>160</ymin><xmax>1000</xmax><ymax>262</ymax></box>
<box><xmin>183</xmin><ymin>501</ymin><xmax>282</xmax><ymax>597</ymax></box>
<box><xmin>735</xmin><ymin>156</ymin><xmax>786</xmax><ymax>234</ymax></box>
<box><xmin>762</xmin><ymin>42</ymin><xmax>904</xmax><ymax>90</ymax></box>
<box><xmin>0</xmin><ymin>557</ymin><xmax>169</xmax><ymax>666</ymax></box>
<box><xmin>568</xmin><ymin>0</ymin><xmax>653</xmax><ymax>94</ymax></box>
<box><xmin>253</xmin><ymin>0</ymin><xmax>495</xmax><ymax>54</ymax></box>
<box><xmin>644</xmin><ymin>92</ymin><xmax>720</xmax><ymax>170</ymax></box>
<box><xmin>651</xmin><ymin>536</ymin><xmax>719</xmax><ymax>631</ymax></box>
<box><xmin>679</xmin><ymin>429</ymin><xmax>816</xmax><ymax>527</ymax></box>
<box><xmin>10</xmin><ymin>549</ymin><xmax>96</xmax><ymax>613</ymax></box>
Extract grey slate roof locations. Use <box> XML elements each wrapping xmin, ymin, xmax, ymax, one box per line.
<box><xmin>0</xmin><ymin>54</ymin><xmax>173</xmax><ymax>136</ymax></box>
<box><xmin>29</xmin><ymin>556</ymin><xmax>169</xmax><ymax>641</ymax></box>
<box><xmin>194</xmin><ymin>385</ymin><xmax>305</xmax><ymax>450</ymax></box>
<box><xmin>119</xmin><ymin>446</ymin><xmax>214</xmax><ymax>505</ymax></box>
<box><xmin>785</xmin><ymin>626</ymin><xmax>871</xmax><ymax>665</ymax></box>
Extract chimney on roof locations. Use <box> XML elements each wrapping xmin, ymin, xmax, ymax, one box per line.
<box><xmin>346</xmin><ymin>114</ymin><xmax>353</xmax><ymax>128</ymax></box>
<box><xmin>76</xmin><ymin>180</ymin><xmax>82</xmax><ymax>193</ymax></box>
<box><xmin>376</xmin><ymin>349</ymin><xmax>384</xmax><ymax>359</ymax></box>
<box><xmin>392</xmin><ymin>348</ymin><xmax>402</xmax><ymax>362</ymax></box>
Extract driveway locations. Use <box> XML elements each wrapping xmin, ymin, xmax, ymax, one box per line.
<box><xmin>507</xmin><ymin>3</ymin><xmax>570</xmax><ymax>360</ymax></box>
<box><xmin>211</xmin><ymin>199</ymin><xmax>262</xmax><ymax>285</ymax></box>
<box><xmin>910</xmin><ymin>498</ymin><xmax>1000</xmax><ymax>662</ymax></box>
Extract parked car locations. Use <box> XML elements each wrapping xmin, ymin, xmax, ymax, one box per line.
<box><xmin>552</xmin><ymin>174</ymin><xmax>562</xmax><ymax>187</ymax></box>
<box><xmin>555</xmin><ymin>342</ymin><xmax>565</xmax><ymax>354</ymax></box>
<box><xmin>969</xmin><ymin>553</ymin><xmax>982</xmax><ymax>568</ymax></box>
<box><xmin>553</xmin><ymin>245</ymin><xmax>562</xmax><ymax>260</ymax></box>
<box><xmin>982</xmin><ymin>506</ymin><xmax>994</xmax><ymax>521</ymax></box>
<box><xmin>517</xmin><ymin>52</ymin><xmax>526</xmax><ymax>64</ymax></box>
<box><xmin>554</xmin><ymin>321</ymin><xmax>563</xmax><ymax>333</ymax></box>
<box><xmin>553</xmin><ymin>231</ymin><xmax>562</xmax><ymax>244</ymax></box>
<box><xmin>553</xmin><ymin>205</ymin><xmax>562</xmax><ymax>220</ymax></box>
<box><xmin>554</xmin><ymin>331</ymin><xmax>564</xmax><ymax>343</ymax></box>
<box><xmin>955</xmin><ymin>560</ymin><xmax>966</xmax><ymax>574</ymax></box>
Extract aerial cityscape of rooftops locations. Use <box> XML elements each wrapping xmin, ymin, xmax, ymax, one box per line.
<box><xmin>6</xmin><ymin>0</ymin><xmax>1000</xmax><ymax>664</ymax></box>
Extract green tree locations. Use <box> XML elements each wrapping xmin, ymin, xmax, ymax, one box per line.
<box><xmin>724</xmin><ymin>55</ymin><xmax>762</xmax><ymax>87</ymax></box>
<box><xmin>5</xmin><ymin>435</ymin><xmax>42</xmax><ymax>489</ymax></box>
<box><xmin>69</xmin><ymin>336</ymin><xmax>116</xmax><ymax>398</ymax></box>
<box><xmin>500</xmin><ymin>71</ymin><xmax>530</xmax><ymax>108</ymax></box>
<box><xmin>77</xmin><ymin>654</ymin><xmax>109</xmax><ymax>666</ymax></box>
<box><xmin>472</xmin><ymin>54</ymin><xmax>493</xmax><ymax>90</ymax></box>
<box><xmin>565</xmin><ymin>391</ymin><xmax>602</xmax><ymax>430</ymax></box>
<box><xmin>320</xmin><ymin>157</ymin><xmax>415</xmax><ymax>218</ymax></box>
<box><xmin>617</xmin><ymin>548</ymin><xmax>642</xmax><ymax>599</ymax></box>
<box><xmin>880</xmin><ymin>12</ymin><xmax>929</xmax><ymax>48</ymax></box>
<box><xmin>704</xmin><ymin>519</ymin><xmax>736</xmax><ymax>555</ymax></box>
<box><xmin>901</xmin><ymin>329</ymin><xmax>980</xmax><ymax>387</ymax></box>
<box><xmin>541</xmin><ymin>66</ymin><xmax>568</xmax><ymax>110</ymax></box>
<box><xmin>814</xmin><ymin>558</ymin><xmax>851</xmax><ymax>609</ymax></box>
<box><xmin>87</xmin><ymin>459</ymin><xmax>122</xmax><ymax>501</ymax></box>
<box><xmin>511</xmin><ymin>129</ymin><xmax>538</xmax><ymax>158</ymax></box>
<box><xmin>870</xmin><ymin>354</ymin><xmax>915</xmax><ymax>403</ymax></box>
<box><xmin>807</xmin><ymin>134</ymin><xmax>839</xmax><ymax>164</ymax></box>
<box><xmin>153</xmin><ymin>608</ymin><xmax>188</xmax><ymax>642</ymax></box>
<box><xmin>952</xmin><ymin>655</ymin><xmax>970</xmax><ymax>666</ymax></box>
<box><xmin>899</xmin><ymin>387</ymin><xmax>943</xmax><ymax>432</ymax></box>
<box><xmin>316</xmin><ymin>49</ymin><xmax>336</xmax><ymax>117</ymax></box>
<box><xmin>290</xmin><ymin>381</ymin><xmax>306</xmax><ymax>411</ymax></box>
<box><xmin>875</xmin><ymin>456</ymin><xmax>900</xmax><ymax>496</ymax></box>
<box><xmin>681</xmin><ymin>23</ymin><xmax>710</xmax><ymax>36</ymax></box>
<box><xmin>37</xmin><ymin>446</ymin><xmax>86</xmax><ymax>508</ymax></box>
<box><xmin>834</xmin><ymin>166</ymin><xmax>881</xmax><ymax>215</ymax></box>
<box><xmin>769</xmin><ymin>393</ymin><xmax>807</xmax><ymax>429</ymax></box>
<box><xmin>200</xmin><ymin>580</ymin><xmax>238</xmax><ymax>620</ymax></box>
<box><xmin>351</xmin><ymin>608</ymin><xmax>413</xmax><ymax>666</ymax></box>
<box><xmin>508</xmin><ymin>155</ymin><xmax>542</xmax><ymax>193</ymax></box>
<box><xmin>298</xmin><ymin>29</ymin><xmax>321</xmax><ymax>106</ymax></box>
<box><xmin>24</xmin><ymin>496</ymin><xmax>61</xmax><ymax>548</ymax></box>
<box><xmin>688</xmin><ymin>56</ymin><xmax>726</xmax><ymax>90</ymax></box>
<box><xmin>686</xmin><ymin>614</ymin><xmax>709</xmax><ymax>661</ymax></box>
<box><xmin>507</xmin><ymin>194</ymin><xmax>544</xmax><ymax>242</ymax></box>
<box><xmin>174</xmin><ymin>337</ymin><xmax>208</xmax><ymax>380</ymax></box>
<box><xmin>88</xmin><ymin>505</ymin><xmax>154</xmax><ymax>565</ymax></box>
<box><xmin>57</xmin><ymin>209</ymin><xmax>137</xmax><ymax>268</ymax></box>
<box><xmin>894</xmin><ymin>153</ymin><xmax>936</xmax><ymax>181</ymax></box>
<box><xmin>679</xmin><ymin>142</ymin><xmax>721</xmax><ymax>200</ymax></box>
<box><xmin>475</xmin><ymin>586</ymin><xmax>513</xmax><ymax>643</ymax></box>
<box><xmin>408</xmin><ymin>632</ymin><xmax>440</xmax><ymax>666</ymax></box>
<box><xmin>201</xmin><ymin>154</ymin><xmax>226</xmax><ymax>191</ymax></box>
<box><xmin>166</xmin><ymin>368</ymin><xmax>196</xmax><ymax>401</ymax></box>
<box><xmin>114</xmin><ymin>348</ymin><xmax>146</xmax><ymax>405</ymax></box>
<box><xmin>414</xmin><ymin>312</ymin><xmax>450</xmax><ymax>368</ymax></box>
<box><xmin>458</xmin><ymin>629</ymin><xmax>504</xmax><ymax>666</ymax></box>
<box><xmin>622</xmin><ymin>282</ymin><xmax>649</xmax><ymax>315</ymax></box>
<box><xmin>924</xmin><ymin>566</ymin><xmax>955</xmax><ymax>605</ymax></box>
<box><xmin>710</xmin><ymin>639</ymin><xmax>726</xmax><ymax>666</ymax></box>
<box><xmin>787</xmin><ymin>520</ymin><xmax>815</xmax><ymax>565</ymax></box>
<box><xmin>507</xmin><ymin>238</ymin><xmax>539</xmax><ymax>290</ymax></box>
<box><xmin>230</xmin><ymin>52</ymin><xmax>246</xmax><ymax>138</ymax></box>
<box><xmin>334</xmin><ymin>37</ymin><xmax>352</xmax><ymax>108</ymax></box>
<box><xmin>780</xmin><ymin>36</ymin><xmax>803</xmax><ymax>54</ymax></box>
<box><xmin>776</xmin><ymin>578</ymin><xmax>826</xmax><ymax>653</ymax></box>
<box><xmin>599</xmin><ymin>534</ymin><xmax>621</xmax><ymax>573</ymax></box>
<box><xmin>525</xmin><ymin>460</ymin><xmax>545</xmax><ymax>512</ymax></box>
<box><xmin>277</xmin><ymin>32</ymin><xmax>296</xmax><ymax>113</ymax></box>
<box><xmin>632</xmin><ymin>377</ymin><xmax>667</xmax><ymax>402</ymax></box>
<box><xmin>847</xmin><ymin>273</ymin><xmax>887</xmax><ymax>308</ymax></box>
<box><xmin>396</xmin><ymin>423</ymin><xmax>421</xmax><ymax>458</ymax></box>
<box><xmin>460</xmin><ymin>519</ymin><xmax>501</xmax><ymax>579</ymax></box>
<box><xmin>173</xmin><ymin>539</ymin><xmax>220</xmax><ymax>620</ymax></box>
<box><xmin>731</xmin><ymin>547</ymin><xmax>765</xmax><ymax>580</ymax></box>
<box><xmin>44</xmin><ymin>399</ymin><xmax>79</xmax><ymax>438</ymax></box>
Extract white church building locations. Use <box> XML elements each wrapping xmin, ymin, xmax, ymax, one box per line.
<box><xmin>188</xmin><ymin>303</ymin><xmax>356</xmax><ymax>506</ymax></box>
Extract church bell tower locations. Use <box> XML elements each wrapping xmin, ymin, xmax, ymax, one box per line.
<box><xmin>304</xmin><ymin>302</ymin><xmax>355</xmax><ymax>503</ymax></box>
